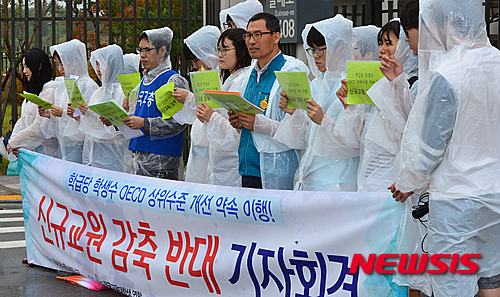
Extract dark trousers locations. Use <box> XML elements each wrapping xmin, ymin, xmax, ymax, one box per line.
<box><xmin>242</xmin><ymin>176</ymin><xmax>262</xmax><ymax>189</ymax></box>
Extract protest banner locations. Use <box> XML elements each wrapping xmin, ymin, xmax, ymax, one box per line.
<box><xmin>155</xmin><ymin>81</ymin><xmax>183</xmax><ymax>119</ymax></box>
<box><xmin>203</xmin><ymin>90</ymin><xmax>264</xmax><ymax>115</ymax></box>
<box><xmin>275</xmin><ymin>71</ymin><xmax>311</xmax><ymax>110</ymax></box>
<box><xmin>189</xmin><ymin>71</ymin><xmax>223</xmax><ymax>109</ymax></box>
<box><xmin>18</xmin><ymin>92</ymin><xmax>53</xmax><ymax>110</ymax></box>
<box><xmin>19</xmin><ymin>149</ymin><xmax>405</xmax><ymax>297</ymax></box>
<box><xmin>346</xmin><ymin>61</ymin><xmax>385</xmax><ymax>105</ymax></box>
<box><xmin>117</xmin><ymin>73</ymin><xmax>142</xmax><ymax>100</ymax></box>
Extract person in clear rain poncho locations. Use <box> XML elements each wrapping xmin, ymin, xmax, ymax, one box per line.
<box><xmin>173</xmin><ymin>25</ymin><xmax>220</xmax><ymax>184</ymax></box>
<box><xmin>313</xmin><ymin>19</ymin><xmax>418</xmax><ymax>193</ymax></box>
<box><xmin>273</xmin><ymin>15</ymin><xmax>359</xmax><ymax>191</ymax></box>
<box><xmin>391</xmin><ymin>0</ymin><xmax>500</xmax><ymax>296</ymax></box>
<box><xmin>79</xmin><ymin>45</ymin><xmax>132</xmax><ymax>173</ymax></box>
<box><xmin>125</xmin><ymin>27</ymin><xmax>189</xmax><ymax>179</ymax></box>
<box><xmin>47</xmin><ymin>39</ymin><xmax>99</xmax><ymax>164</ymax></box>
<box><xmin>7</xmin><ymin>48</ymin><xmax>62</xmax><ymax>158</ymax></box>
<box><xmin>352</xmin><ymin>25</ymin><xmax>380</xmax><ymax>61</ymax></box>
<box><xmin>219</xmin><ymin>0</ymin><xmax>263</xmax><ymax>30</ymax></box>
<box><xmin>195</xmin><ymin>28</ymin><xmax>253</xmax><ymax>187</ymax></box>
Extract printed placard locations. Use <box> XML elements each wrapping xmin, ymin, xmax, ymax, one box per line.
<box><xmin>117</xmin><ymin>73</ymin><xmax>141</xmax><ymax>100</ymax></box>
<box><xmin>346</xmin><ymin>61</ymin><xmax>385</xmax><ymax>105</ymax></box>
<box><xmin>189</xmin><ymin>71</ymin><xmax>223</xmax><ymax>109</ymax></box>
<box><xmin>155</xmin><ymin>81</ymin><xmax>183</xmax><ymax>119</ymax></box>
<box><xmin>275</xmin><ymin>71</ymin><xmax>311</xmax><ymax>110</ymax></box>
<box><xmin>18</xmin><ymin>92</ymin><xmax>52</xmax><ymax>110</ymax></box>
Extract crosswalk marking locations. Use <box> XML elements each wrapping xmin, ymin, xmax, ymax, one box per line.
<box><xmin>0</xmin><ymin>226</ymin><xmax>25</xmax><ymax>233</ymax></box>
<box><xmin>0</xmin><ymin>240</ymin><xmax>26</xmax><ymax>249</ymax></box>
<box><xmin>0</xmin><ymin>209</ymin><xmax>23</xmax><ymax>214</ymax></box>
<box><xmin>0</xmin><ymin>217</ymin><xmax>24</xmax><ymax>223</ymax></box>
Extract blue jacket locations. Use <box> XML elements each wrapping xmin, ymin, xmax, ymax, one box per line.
<box><xmin>239</xmin><ymin>53</ymin><xmax>287</xmax><ymax>177</ymax></box>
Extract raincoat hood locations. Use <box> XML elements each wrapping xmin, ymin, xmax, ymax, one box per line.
<box><xmin>123</xmin><ymin>53</ymin><xmax>140</xmax><ymax>74</ymax></box>
<box><xmin>184</xmin><ymin>26</ymin><xmax>221</xmax><ymax>70</ymax></box>
<box><xmin>50</xmin><ymin>39</ymin><xmax>89</xmax><ymax>78</ymax></box>
<box><xmin>352</xmin><ymin>25</ymin><xmax>380</xmax><ymax>61</ymax></box>
<box><xmin>418</xmin><ymin>0</ymin><xmax>488</xmax><ymax>86</ymax></box>
<box><xmin>90</xmin><ymin>44</ymin><xmax>124</xmax><ymax>86</ymax></box>
<box><xmin>301</xmin><ymin>14</ymin><xmax>354</xmax><ymax>82</ymax></box>
<box><xmin>141</xmin><ymin>26</ymin><xmax>173</xmax><ymax>83</ymax></box>
<box><xmin>219</xmin><ymin>0</ymin><xmax>263</xmax><ymax>30</ymax></box>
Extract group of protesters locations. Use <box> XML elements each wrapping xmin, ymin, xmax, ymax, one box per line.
<box><xmin>6</xmin><ymin>0</ymin><xmax>500</xmax><ymax>296</ymax></box>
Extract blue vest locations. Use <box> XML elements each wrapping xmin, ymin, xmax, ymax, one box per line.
<box><xmin>129</xmin><ymin>69</ymin><xmax>184</xmax><ymax>156</ymax></box>
<box><xmin>239</xmin><ymin>53</ymin><xmax>286</xmax><ymax>177</ymax></box>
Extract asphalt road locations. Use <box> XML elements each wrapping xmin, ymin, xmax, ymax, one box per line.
<box><xmin>0</xmin><ymin>205</ymin><xmax>125</xmax><ymax>297</ymax></box>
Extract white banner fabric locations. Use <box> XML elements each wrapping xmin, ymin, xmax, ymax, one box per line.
<box><xmin>18</xmin><ymin>150</ymin><xmax>406</xmax><ymax>297</ymax></box>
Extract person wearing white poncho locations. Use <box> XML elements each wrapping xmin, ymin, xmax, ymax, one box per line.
<box><xmin>48</xmin><ymin>39</ymin><xmax>99</xmax><ymax>164</ymax></box>
<box><xmin>219</xmin><ymin>0</ymin><xmax>263</xmax><ymax>31</ymax></box>
<box><xmin>313</xmin><ymin>20</ymin><xmax>418</xmax><ymax>192</ymax></box>
<box><xmin>79</xmin><ymin>45</ymin><xmax>132</xmax><ymax>173</ymax></box>
<box><xmin>125</xmin><ymin>27</ymin><xmax>189</xmax><ymax>179</ymax></box>
<box><xmin>273</xmin><ymin>15</ymin><xmax>359</xmax><ymax>191</ymax></box>
<box><xmin>175</xmin><ymin>26</ymin><xmax>220</xmax><ymax>184</ymax></box>
<box><xmin>392</xmin><ymin>0</ymin><xmax>500</xmax><ymax>296</ymax></box>
<box><xmin>196</xmin><ymin>28</ymin><xmax>252</xmax><ymax>187</ymax></box>
<box><xmin>7</xmin><ymin>48</ymin><xmax>62</xmax><ymax>158</ymax></box>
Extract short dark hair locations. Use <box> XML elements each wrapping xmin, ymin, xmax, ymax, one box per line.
<box><xmin>182</xmin><ymin>42</ymin><xmax>197</xmax><ymax>61</ymax></box>
<box><xmin>400</xmin><ymin>0</ymin><xmax>419</xmax><ymax>30</ymax></box>
<box><xmin>378</xmin><ymin>20</ymin><xmax>400</xmax><ymax>44</ymax></box>
<box><xmin>24</xmin><ymin>48</ymin><xmax>53</xmax><ymax>95</ymax></box>
<box><xmin>306</xmin><ymin>26</ymin><xmax>326</xmax><ymax>48</ymax></box>
<box><xmin>218</xmin><ymin>28</ymin><xmax>252</xmax><ymax>83</ymax></box>
<box><xmin>139</xmin><ymin>32</ymin><xmax>148</xmax><ymax>43</ymax></box>
<box><xmin>247</xmin><ymin>12</ymin><xmax>280</xmax><ymax>33</ymax></box>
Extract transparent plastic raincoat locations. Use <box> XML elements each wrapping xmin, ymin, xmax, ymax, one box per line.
<box><xmin>219</xmin><ymin>0</ymin><xmax>263</xmax><ymax>30</ymax></box>
<box><xmin>394</xmin><ymin>0</ymin><xmax>500</xmax><ymax>295</ymax></box>
<box><xmin>123</xmin><ymin>53</ymin><xmax>140</xmax><ymax>74</ymax></box>
<box><xmin>273</xmin><ymin>15</ymin><xmax>359</xmax><ymax>191</ymax></box>
<box><xmin>314</xmin><ymin>20</ymin><xmax>418</xmax><ymax>192</ymax></box>
<box><xmin>80</xmin><ymin>45</ymin><xmax>132</xmax><ymax>173</ymax></box>
<box><xmin>239</xmin><ymin>55</ymin><xmax>309</xmax><ymax>190</ymax></box>
<box><xmin>9</xmin><ymin>78</ymin><xmax>62</xmax><ymax>157</ymax></box>
<box><xmin>49</xmin><ymin>39</ymin><xmax>99</xmax><ymax>163</ymax></box>
<box><xmin>131</xmin><ymin>27</ymin><xmax>189</xmax><ymax>179</ymax></box>
<box><xmin>205</xmin><ymin>66</ymin><xmax>250</xmax><ymax>187</ymax></box>
<box><xmin>181</xmin><ymin>26</ymin><xmax>221</xmax><ymax>184</ymax></box>
<box><xmin>352</xmin><ymin>25</ymin><xmax>380</xmax><ymax>62</ymax></box>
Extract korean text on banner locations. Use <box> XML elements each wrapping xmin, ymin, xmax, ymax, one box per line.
<box><xmin>346</xmin><ymin>61</ymin><xmax>385</xmax><ymax>105</ymax></box>
<box><xmin>203</xmin><ymin>90</ymin><xmax>264</xmax><ymax>115</ymax></box>
<box><xmin>64</xmin><ymin>78</ymin><xmax>86</xmax><ymax>108</ymax></box>
<box><xmin>189</xmin><ymin>71</ymin><xmax>223</xmax><ymax>109</ymax></box>
<box><xmin>19</xmin><ymin>149</ymin><xmax>406</xmax><ymax>297</ymax></box>
<box><xmin>117</xmin><ymin>73</ymin><xmax>142</xmax><ymax>100</ymax></box>
<box><xmin>18</xmin><ymin>92</ymin><xmax>53</xmax><ymax>110</ymax></box>
<box><xmin>275</xmin><ymin>71</ymin><xmax>311</xmax><ymax>110</ymax></box>
<box><xmin>155</xmin><ymin>81</ymin><xmax>183</xmax><ymax>119</ymax></box>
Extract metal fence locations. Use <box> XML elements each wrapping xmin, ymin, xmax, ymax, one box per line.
<box><xmin>0</xmin><ymin>0</ymin><xmax>216</xmax><ymax>136</ymax></box>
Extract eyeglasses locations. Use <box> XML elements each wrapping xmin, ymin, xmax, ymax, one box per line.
<box><xmin>242</xmin><ymin>31</ymin><xmax>275</xmax><ymax>41</ymax></box>
<box><xmin>136</xmin><ymin>47</ymin><xmax>156</xmax><ymax>54</ymax></box>
<box><xmin>216</xmin><ymin>47</ymin><xmax>236</xmax><ymax>56</ymax></box>
<box><xmin>306</xmin><ymin>47</ymin><xmax>327</xmax><ymax>57</ymax></box>
<box><xmin>223</xmin><ymin>21</ymin><xmax>235</xmax><ymax>30</ymax></box>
